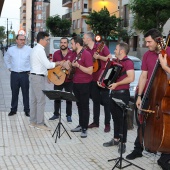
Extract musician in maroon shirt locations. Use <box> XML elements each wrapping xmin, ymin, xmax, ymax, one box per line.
<box><xmin>83</xmin><ymin>32</ymin><xmax>112</xmax><ymax>132</ymax></box>
<box><xmin>70</xmin><ymin>36</ymin><xmax>93</xmax><ymax>138</ymax></box>
<box><xmin>48</xmin><ymin>37</ymin><xmax>73</xmax><ymax>123</ymax></box>
<box><xmin>102</xmin><ymin>42</ymin><xmax>134</xmax><ymax>154</ymax></box>
<box><xmin>126</xmin><ymin>28</ymin><xmax>170</xmax><ymax>170</ymax></box>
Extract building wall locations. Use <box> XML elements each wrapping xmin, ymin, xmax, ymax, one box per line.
<box><xmin>72</xmin><ymin>0</ymin><xmax>119</xmax><ymax>35</ymax></box>
<box><xmin>119</xmin><ymin>0</ymin><xmax>170</xmax><ymax>58</ymax></box>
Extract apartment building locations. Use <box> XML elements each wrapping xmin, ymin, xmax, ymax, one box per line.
<box><xmin>20</xmin><ymin>0</ymin><xmax>50</xmax><ymax>43</ymax></box>
<box><xmin>119</xmin><ymin>0</ymin><xmax>170</xmax><ymax>57</ymax></box>
<box><xmin>62</xmin><ymin>0</ymin><xmax>119</xmax><ymax>35</ymax></box>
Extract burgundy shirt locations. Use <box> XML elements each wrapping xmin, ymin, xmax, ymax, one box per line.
<box><xmin>142</xmin><ymin>46</ymin><xmax>170</xmax><ymax>89</ymax></box>
<box><xmin>70</xmin><ymin>49</ymin><xmax>93</xmax><ymax>83</ymax></box>
<box><xmin>114</xmin><ymin>56</ymin><xmax>134</xmax><ymax>90</ymax></box>
<box><xmin>52</xmin><ymin>49</ymin><xmax>73</xmax><ymax>82</ymax></box>
<box><xmin>86</xmin><ymin>43</ymin><xmax>110</xmax><ymax>81</ymax></box>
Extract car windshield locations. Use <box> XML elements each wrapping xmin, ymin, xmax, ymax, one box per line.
<box><xmin>133</xmin><ymin>61</ymin><xmax>141</xmax><ymax>70</ymax></box>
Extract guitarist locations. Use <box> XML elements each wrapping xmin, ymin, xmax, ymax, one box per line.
<box><xmin>83</xmin><ymin>32</ymin><xmax>112</xmax><ymax>133</ymax></box>
<box><xmin>70</xmin><ymin>36</ymin><xmax>93</xmax><ymax>138</ymax></box>
<box><xmin>49</xmin><ymin>37</ymin><xmax>73</xmax><ymax>123</ymax></box>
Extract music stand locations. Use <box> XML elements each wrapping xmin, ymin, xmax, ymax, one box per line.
<box><xmin>43</xmin><ymin>90</ymin><xmax>78</xmax><ymax>143</ymax></box>
<box><xmin>108</xmin><ymin>97</ymin><xmax>144</xmax><ymax>170</ymax></box>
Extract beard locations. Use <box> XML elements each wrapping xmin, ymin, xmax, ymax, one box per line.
<box><xmin>60</xmin><ymin>45</ymin><xmax>68</xmax><ymax>50</ymax></box>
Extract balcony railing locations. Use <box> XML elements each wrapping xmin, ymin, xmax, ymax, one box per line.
<box><xmin>81</xmin><ymin>8</ymin><xmax>91</xmax><ymax>16</ymax></box>
<box><xmin>62</xmin><ymin>0</ymin><xmax>72</xmax><ymax>7</ymax></box>
<box><xmin>62</xmin><ymin>12</ymin><xmax>72</xmax><ymax>20</ymax></box>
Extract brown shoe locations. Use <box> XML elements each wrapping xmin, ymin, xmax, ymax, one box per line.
<box><xmin>36</xmin><ymin>124</ymin><xmax>51</xmax><ymax>131</ymax></box>
<box><xmin>104</xmin><ymin>124</ymin><xmax>110</xmax><ymax>133</ymax></box>
<box><xmin>29</xmin><ymin>122</ymin><xmax>36</xmax><ymax>128</ymax></box>
<box><xmin>88</xmin><ymin>122</ymin><xmax>99</xmax><ymax>128</ymax></box>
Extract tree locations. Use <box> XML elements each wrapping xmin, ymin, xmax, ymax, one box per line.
<box><xmin>46</xmin><ymin>15</ymin><xmax>72</xmax><ymax>37</ymax></box>
<box><xmin>0</xmin><ymin>26</ymin><xmax>6</xmax><ymax>40</ymax></box>
<box><xmin>129</xmin><ymin>0</ymin><xmax>170</xmax><ymax>33</ymax></box>
<box><xmin>85</xmin><ymin>7</ymin><xmax>122</xmax><ymax>41</ymax></box>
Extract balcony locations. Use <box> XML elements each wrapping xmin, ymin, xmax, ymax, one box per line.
<box><xmin>62</xmin><ymin>12</ymin><xmax>72</xmax><ymax>20</ymax></box>
<box><xmin>62</xmin><ymin>0</ymin><xmax>72</xmax><ymax>8</ymax></box>
<box><xmin>81</xmin><ymin>8</ymin><xmax>91</xmax><ymax>16</ymax></box>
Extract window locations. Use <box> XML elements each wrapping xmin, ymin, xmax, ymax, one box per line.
<box><xmin>73</xmin><ymin>2</ymin><xmax>76</xmax><ymax>11</ymax></box>
<box><xmin>37</xmin><ymin>14</ymin><xmax>42</xmax><ymax>19</ymax></box>
<box><xmin>77</xmin><ymin>19</ymin><xmax>80</xmax><ymax>28</ymax></box>
<box><xmin>77</xmin><ymin>0</ymin><xmax>81</xmax><ymax>9</ymax></box>
<box><xmin>53</xmin><ymin>40</ymin><xmax>60</xmax><ymax>49</ymax></box>
<box><xmin>36</xmin><ymin>5</ymin><xmax>42</xmax><ymax>10</ymax></box>
<box><xmin>73</xmin><ymin>20</ymin><xmax>76</xmax><ymax>29</ymax></box>
<box><xmin>84</xmin><ymin>3</ymin><xmax>87</xmax><ymax>9</ymax></box>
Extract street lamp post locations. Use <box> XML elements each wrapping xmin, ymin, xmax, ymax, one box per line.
<box><xmin>6</xmin><ymin>18</ymin><xmax>8</xmax><ymax>49</ymax></box>
<box><xmin>31</xmin><ymin>0</ymin><xmax>50</xmax><ymax>48</ymax></box>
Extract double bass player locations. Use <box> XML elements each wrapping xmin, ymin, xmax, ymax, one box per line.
<box><xmin>126</xmin><ymin>28</ymin><xmax>170</xmax><ymax>170</ymax></box>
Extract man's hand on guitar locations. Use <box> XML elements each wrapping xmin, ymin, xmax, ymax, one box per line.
<box><xmin>62</xmin><ymin>60</ymin><xmax>71</xmax><ymax>70</ymax></box>
<box><xmin>93</xmin><ymin>53</ymin><xmax>100</xmax><ymax>59</ymax></box>
<box><xmin>72</xmin><ymin>61</ymin><xmax>79</xmax><ymax>68</ymax></box>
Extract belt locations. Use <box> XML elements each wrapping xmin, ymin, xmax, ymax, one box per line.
<box><xmin>31</xmin><ymin>73</ymin><xmax>45</xmax><ymax>77</ymax></box>
<box><xmin>111</xmin><ymin>89</ymin><xmax>129</xmax><ymax>94</ymax></box>
<box><xmin>12</xmin><ymin>71</ymin><xmax>29</xmax><ymax>74</ymax></box>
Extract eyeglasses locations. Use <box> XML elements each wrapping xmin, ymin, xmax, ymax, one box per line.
<box><xmin>18</xmin><ymin>39</ymin><xmax>26</xmax><ymax>41</ymax></box>
<box><xmin>44</xmin><ymin>38</ymin><xmax>50</xmax><ymax>42</ymax></box>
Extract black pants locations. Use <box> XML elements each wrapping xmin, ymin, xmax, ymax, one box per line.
<box><xmin>10</xmin><ymin>71</ymin><xmax>29</xmax><ymax>112</ymax></box>
<box><xmin>54</xmin><ymin>82</ymin><xmax>73</xmax><ymax>116</ymax></box>
<box><xmin>73</xmin><ymin>83</ymin><xmax>90</xmax><ymax>130</ymax></box>
<box><xmin>110</xmin><ymin>90</ymin><xmax>130</xmax><ymax>143</ymax></box>
<box><xmin>90</xmin><ymin>81</ymin><xmax>111</xmax><ymax>125</ymax></box>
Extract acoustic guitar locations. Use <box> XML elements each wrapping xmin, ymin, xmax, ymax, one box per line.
<box><xmin>67</xmin><ymin>49</ymin><xmax>83</xmax><ymax>80</ymax></box>
<box><xmin>48</xmin><ymin>65</ymin><xmax>68</xmax><ymax>85</ymax></box>
<box><xmin>93</xmin><ymin>41</ymin><xmax>105</xmax><ymax>73</ymax></box>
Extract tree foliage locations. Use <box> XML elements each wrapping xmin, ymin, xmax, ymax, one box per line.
<box><xmin>85</xmin><ymin>7</ymin><xmax>122</xmax><ymax>41</ymax></box>
<box><xmin>46</xmin><ymin>15</ymin><xmax>72</xmax><ymax>37</ymax></box>
<box><xmin>129</xmin><ymin>0</ymin><xmax>170</xmax><ymax>33</ymax></box>
<box><xmin>0</xmin><ymin>26</ymin><xmax>6</xmax><ymax>40</ymax></box>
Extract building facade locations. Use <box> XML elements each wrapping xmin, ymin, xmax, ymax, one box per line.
<box><xmin>119</xmin><ymin>0</ymin><xmax>170</xmax><ymax>58</ymax></box>
<box><xmin>62</xmin><ymin>0</ymin><xmax>119</xmax><ymax>35</ymax></box>
<box><xmin>20</xmin><ymin>0</ymin><xmax>50</xmax><ymax>44</ymax></box>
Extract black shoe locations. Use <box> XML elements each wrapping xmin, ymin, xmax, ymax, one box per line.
<box><xmin>25</xmin><ymin>112</ymin><xmax>30</xmax><ymax>117</ymax></box>
<box><xmin>157</xmin><ymin>157</ymin><xmax>170</xmax><ymax>170</ymax></box>
<box><xmin>8</xmin><ymin>111</ymin><xmax>16</xmax><ymax>116</ymax></box>
<box><xmin>126</xmin><ymin>150</ymin><xmax>143</xmax><ymax>160</ymax></box>
<box><xmin>118</xmin><ymin>143</ymin><xmax>126</xmax><ymax>154</ymax></box>
<box><xmin>103</xmin><ymin>139</ymin><xmax>119</xmax><ymax>147</ymax></box>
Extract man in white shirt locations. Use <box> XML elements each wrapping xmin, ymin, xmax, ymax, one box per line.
<box><xmin>29</xmin><ymin>31</ymin><xmax>60</xmax><ymax>131</ymax></box>
<box><xmin>4</xmin><ymin>34</ymin><xmax>31</xmax><ymax>117</ymax></box>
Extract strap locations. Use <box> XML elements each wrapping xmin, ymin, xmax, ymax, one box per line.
<box><xmin>60</xmin><ymin>51</ymin><xmax>64</xmax><ymax>60</ymax></box>
<box><xmin>119</xmin><ymin>58</ymin><xmax>131</xmax><ymax>77</ymax></box>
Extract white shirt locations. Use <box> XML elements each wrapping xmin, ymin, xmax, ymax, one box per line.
<box><xmin>30</xmin><ymin>43</ymin><xmax>55</xmax><ymax>76</ymax></box>
<box><xmin>4</xmin><ymin>45</ymin><xmax>31</xmax><ymax>72</ymax></box>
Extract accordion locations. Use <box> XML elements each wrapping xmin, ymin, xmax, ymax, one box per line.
<box><xmin>98</xmin><ymin>59</ymin><xmax>123</xmax><ymax>87</ymax></box>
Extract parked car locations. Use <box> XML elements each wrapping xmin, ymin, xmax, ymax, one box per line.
<box><xmin>128</xmin><ymin>56</ymin><xmax>142</xmax><ymax>100</ymax></box>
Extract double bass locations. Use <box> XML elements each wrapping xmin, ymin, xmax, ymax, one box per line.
<box><xmin>139</xmin><ymin>31</ymin><xmax>170</xmax><ymax>153</ymax></box>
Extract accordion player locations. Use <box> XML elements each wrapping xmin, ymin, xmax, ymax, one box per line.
<box><xmin>98</xmin><ymin>58</ymin><xmax>123</xmax><ymax>87</ymax></box>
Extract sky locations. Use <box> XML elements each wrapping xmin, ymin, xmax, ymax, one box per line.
<box><xmin>0</xmin><ymin>0</ymin><xmax>67</xmax><ymax>34</ymax></box>
<box><xmin>0</xmin><ymin>0</ymin><xmax>21</xmax><ymax>34</ymax></box>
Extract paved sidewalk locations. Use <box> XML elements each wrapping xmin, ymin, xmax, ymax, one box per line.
<box><xmin>0</xmin><ymin>51</ymin><xmax>161</xmax><ymax>170</ymax></box>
